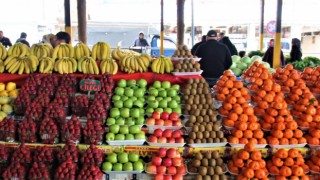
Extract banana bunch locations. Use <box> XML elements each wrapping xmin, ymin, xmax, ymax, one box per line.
<box><xmin>54</xmin><ymin>57</ymin><xmax>77</xmax><ymax>74</ymax></box>
<box><xmin>119</xmin><ymin>54</ymin><xmax>152</xmax><ymax>74</ymax></box>
<box><xmin>39</xmin><ymin>57</ymin><xmax>54</xmax><ymax>74</ymax></box>
<box><xmin>4</xmin><ymin>55</ymin><xmax>38</xmax><ymax>74</ymax></box>
<box><xmin>51</xmin><ymin>43</ymin><xmax>74</xmax><ymax>60</ymax></box>
<box><xmin>151</xmin><ymin>55</ymin><xmax>174</xmax><ymax>74</ymax></box>
<box><xmin>0</xmin><ymin>60</ymin><xmax>5</xmax><ymax>73</ymax></box>
<box><xmin>0</xmin><ymin>43</ymin><xmax>8</xmax><ymax>60</ymax></box>
<box><xmin>77</xmin><ymin>56</ymin><xmax>99</xmax><ymax>75</ymax></box>
<box><xmin>30</xmin><ymin>43</ymin><xmax>52</xmax><ymax>59</ymax></box>
<box><xmin>112</xmin><ymin>46</ymin><xmax>140</xmax><ymax>61</ymax></box>
<box><xmin>74</xmin><ymin>41</ymin><xmax>91</xmax><ymax>61</ymax></box>
<box><xmin>91</xmin><ymin>41</ymin><xmax>111</xmax><ymax>61</ymax></box>
<box><xmin>7</xmin><ymin>42</ymin><xmax>30</xmax><ymax>57</ymax></box>
<box><xmin>100</xmin><ymin>59</ymin><xmax>118</xmax><ymax>75</ymax></box>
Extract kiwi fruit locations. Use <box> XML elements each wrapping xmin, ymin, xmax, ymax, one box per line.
<box><xmin>213</xmin><ymin>138</ymin><xmax>220</xmax><ymax>143</ymax></box>
<box><xmin>210</xmin><ymin>131</ymin><xmax>216</xmax><ymax>138</ymax></box>
<box><xmin>193</xmin><ymin>98</ymin><xmax>199</xmax><ymax>105</ymax></box>
<box><xmin>214</xmin><ymin>166</ymin><xmax>223</xmax><ymax>175</ymax></box>
<box><xmin>192</xmin><ymin>104</ymin><xmax>198</xmax><ymax>110</ymax></box>
<box><xmin>199</xmin><ymin>125</ymin><xmax>205</xmax><ymax>132</ymax></box>
<box><xmin>187</xmin><ymin>79</ymin><xmax>193</xmax><ymax>84</ymax></box>
<box><xmin>216</xmin><ymin>131</ymin><xmax>224</xmax><ymax>138</ymax></box>
<box><xmin>219</xmin><ymin>175</ymin><xmax>227</xmax><ymax>180</ymax></box>
<box><xmin>203</xmin><ymin>115</ymin><xmax>210</xmax><ymax>122</ymax></box>
<box><xmin>212</xmin><ymin>151</ymin><xmax>220</xmax><ymax>159</ymax></box>
<box><xmin>200</xmin><ymin>109</ymin><xmax>207</xmax><ymax>116</ymax></box>
<box><xmin>193</xmin><ymin>159</ymin><xmax>201</xmax><ymax>167</ymax></box>
<box><xmin>203</xmin><ymin>131</ymin><xmax>210</xmax><ymax>138</ymax></box>
<box><xmin>198</xmin><ymin>83</ymin><xmax>204</xmax><ymax>88</ymax></box>
<box><xmin>203</xmin><ymin>175</ymin><xmax>211</xmax><ymax>180</ymax></box>
<box><xmin>211</xmin><ymin>175</ymin><xmax>220</xmax><ymax>180</ymax></box>
<box><xmin>182</xmin><ymin>109</ymin><xmax>189</xmax><ymax>115</ymax></box>
<box><xmin>190</xmin><ymin>132</ymin><xmax>197</xmax><ymax>139</ymax></box>
<box><xmin>195</xmin><ymin>152</ymin><xmax>203</xmax><ymax>160</ymax></box>
<box><xmin>194</xmin><ymin>109</ymin><xmax>200</xmax><ymax>116</ymax></box>
<box><xmin>201</xmin><ymin>138</ymin><xmax>207</xmax><ymax>143</ymax></box>
<box><xmin>205</xmin><ymin>124</ymin><xmax>212</xmax><ymax>131</ymax></box>
<box><xmin>207</xmin><ymin>166</ymin><xmax>215</xmax><ymax>176</ymax></box>
<box><xmin>201</xmin><ymin>158</ymin><xmax>208</xmax><ymax>166</ymax></box>
<box><xmin>199</xmin><ymin>166</ymin><xmax>207</xmax><ymax>176</ymax></box>
<box><xmin>200</xmin><ymin>98</ymin><xmax>206</xmax><ymax>104</ymax></box>
<box><xmin>220</xmin><ymin>138</ymin><xmax>227</xmax><ymax>142</ymax></box>
<box><xmin>207</xmin><ymin>138</ymin><xmax>213</xmax><ymax>143</ymax></box>
<box><xmin>203</xmin><ymin>104</ymin><xmax>209</xmax><ymax>109</ymax></box>
<box><xmin>213</xmin><ymin>124</ymin><xmax>220</xmax><ymax>131</ymax></box>
<box><xmin>195</xmin><ymin>175</ymin><xmax>202</xmax><ymax>180</ymax></box>
<box><xmin>187</xmin><ymin>139</ymin><xmax>194</xmax><ymax>144</ymax></box>
<box><xmin>204</xmin><ymin>152</ymin><xmax>212</xmax><ymax>159</ymax></box>
<box><xmin>184</xmin><ymin>89</ymin><xmax>190</xmax><ymax>95</ymax></box>
<box><xmin>206</xmin><ymin>98</ymin><xmax>213</xmax><ymax>105</ymax></box>
<box><xmin>194</xmin><ymin>78</ymin><xmax>200</xmax><ymax>83</ymax></box>
<box><xmin>185</xmin><ymin>122</ymin><xmax>193</xmax><ymax>127</ymax></box>
<box><xmin>200</xmin><ymin>78</ymin><xmax>206</xmax><ymax>83</ymax></box>
<box><xmin>185</xmin><ymin>104</ymin><xmax>191</xmax><ymax>111</ymax></box>
<box><xmin>210</xmin><ymin>115</ymin><xmax>217</xmax><ymax>122</ymax></box>
<box><xmin>197</xmin><ymin>104</ymin><xmax>203</xmax><ymax>109</ymax></box>
<box><xmin>195</xmin><ymin>139</ymin><xmax>202</xmax><ymax>143</ymax></box>
<box><xmin>187</xmin><ymin>98</ymin><xmax>193</xmax><ymax>105</ymax></box>
<box><xmin>188</xmin><ymin>63</ymin><xmax>194</xmax><ymax>69</ymax></box>
<box><xmin>209</xmin><ymin>159</ymin><xmax>216</xmax><ymax>167</ymax></box>
<box><xmin>216</xmin><ymin>158</ymin><xmax>223</xmax><ymax>166</ymax></box>
<box><xmin>203</xmin><ymin>88</ymin><xmax>209</xmax><ymax>94</ymax></box>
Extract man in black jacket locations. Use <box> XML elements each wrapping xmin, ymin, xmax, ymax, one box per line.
<box><xmin>191</xmin><ymin>35</ymin><xmax>206</xmax><ymax>56</ymax></box>
<box><xmin>195</xmin><ymin>30</ymin><xmax>232</xmax><ymax>86</ymax></box>
<box><xmin>219</xmin><ymin>32</ymin><xmax>238</xmax><ymax>56</ymax></box>
<box><xmin>0</xmin><ymin>31</ymin><xmax>12</xmax><ymax>48</ymax></box>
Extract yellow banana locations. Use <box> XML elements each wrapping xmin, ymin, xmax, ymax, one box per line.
<box><xmin>18</xmin><ymin>59</ymin><xmax>25</xmax><ymax>74</ymax></box>
<box><xmin>78</xmin><ymin>57</ymin><xmax>84</xmax><ymax>72</ymax></box>
<box><xmin>82</xmin><ymin>59</ymin><xmax>88</xmax><ymax>74</ymax></box>
<box><xmin>91</xmin><ymin>44</ymin><xmax>97</xmax><ymax>60</ymax></box>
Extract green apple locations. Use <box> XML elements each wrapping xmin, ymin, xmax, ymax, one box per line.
<box><xmin>106</xmin><ymin>132</ymin><xmax>115</xmax><ymax>140</ymax></box>
<box><xmin>146</xmin><ymin>108</ymin><xmax>154</xmax><ymax>114</ymax></box>
<box><xmin>167</xmin><ymin>88</ymin><xmax>177</xmax><ymax>97</ymax></box>
<box><xmin>112</xmin><ymin>163</ymin><xmax>123</xmax><ymax>171</ymax></box>
<box><xmin>112</xmin><ymin>95</ymin><xmax>121</xmax><ymax>101</ymax></box>
<box><xmin>165</xmin><ymin>97</ymin><xmax>172</xmax><ymax>102</ymax></box>
<box><xmin>125</xmin><ymin>134</ymin><xmax>135</xmax><ymax>140</ymax></box>
<box><xmin>134</xmin><ymin>161</ymin><xmax>144</xmax><ymax>171</ymax></box>
<box><xmin>123</xmin><ymin>162</ymin><xmax>133</xmax><ymax>171</ymax></box>
<box><xmin>129</xmin><ymin>125</ymin><xmax>141</xmax><ymax>134</ymax></box>
<box><xmin>135</xmin><ymin>132</ymin><xmax>146</xmax><ymax>140</ymax></box>
<box><xmin>168</xmin><ymin>100</ymin><xmax>178</xmax><ymax>109</ymax></box>
<box><xmin>130</xmin><ymin>96</ymin><xmax>138</xmax><ymax>102</ymax></box>
<box><xmin>158</xmin><ymin>90</ymin><xmax>167</xmax><ymax>97</ymax></box>
<box><xmin>164</xmin><ymin>108</ymin><xmax>173</xmax><ymax>113</ymax></box>
<box><xmin>121</xmin><ymin>96</ymin><xmax>129</xmax><ymax>101</ymax></box>
<box><xmin>115</xmin><ymin>87</ymin><xmax>124</xmax><ymax>96</ymax></box>
<box><xmin>117</xmin><ymin>79</ymin><xmax>127</xmax><ymax>87</ymax></box>
<box><xmin>155</xmin><ymin>108</ymin><xmax>163</xmax><ymax>113</ymax></box>
<box><xmin>115</xmin><ymin>117</ymin><xmax>125</xmax><ymax>125</ymax></box>
<box><xmin>148</xmin><ymin>88</ymin><xmax>158</xmax><ymax>97</ymax></box>
<box><xmin>125</xmin><ymin>118</ymin><xmax>135</xmax><ymax>126</ymax></box>
<box><xmin>109</xmin><ymin>124</ymin><xmax>120</xmax><ymax>134</ymax></box>
<box><xmin>156</xmin><ymin>97</ymin><xmax>163</xmax><ymax>101</ymax></box>
<box><xmin>134</xmin><ymin>88</ymin><xmax>144</xmax><ymax>98</ymax></box>
<box><xmin>120</xmin><ymin>108</ymin><xmax>130</xmax><ymax>118</ymax></box>
<box><xmin>106</xmin><ymin>117</ymin><xmax>116</xmax><ymax>125</ymax></box>
<box><xmin>161</xmin><ymin>81</ymin><xmax>171</xmax><ymax>89</ymax></box>
<box><xmin>139</xmin><ymin>108</ymin><xmax>145</xmax><ymax>115</ymax></box>
<box><xmin>102</xmin><ymin>162</ymin><xmax>112</xmax><ymax>171</ymax></box>
<box><xmin>107</xmin><ymin>153</ymin><xmax>118</xmax><ymax>163</ymax></box>
<box><xmin>173</xmin><ymin>96</ymin><xmax>181</xmax><ymax>102</ymax></box>
<box><xmin>173</xmin><ymin>107</ymin><xmax>182</xmax><ymax>114</ymax></box>
<box><xmin>135</xmin><ymin>116</ymin><xmax>145</xmax><ymax>125</ymax></box>
<box><xmin>148</xmin><ymin>100</ymin><xmax>159</xmax><ymax>109</ymax></box>
<box><xmin>147</xmin><ymin>96</ymin><xmax>156</xmax><ymax>101</ymax></box>
<box><xmin>120</xmin><ymin>126</ymin><xmax>129</xmax><ymax>134</ymax></box>
<box><xmin>153</xmin><ymin>81</ymin><xmax>161</xmax><ymax>88</ymax></box>
<box><xmin>124</xmin><ymin>88</ymin><xmax>134</xmax><ymax>97</ymax></box>
<box><xmin>130</xmin><ymin>108</ymin><xmax>140</xmax><ymax>118</ymax></box>
<box><xmin>172</xmin><ymin>84</ymin><xmax>180</xmax><ymax>91</ymax></box>
<box><xmin>115</xmin><ymin>134</ymin><xmax>125</xmax><ymax>140</ymax></box>
<box><xmin>114</xmin><ymin>100</ymin><xmax>123</xmax><ymax>108</ymax></box>
<box><xmin>128</xmin><ymin>152</ymin><xmax>139</xmax><ymax>162</ymax></box>
<box><xmin>110</xmin><ymin>108</ymin><xmax>120</xmax><ymax>118</ymax></box>
<box><xmin>133</xmin><ymin>100</ymin><xmax>144</xmax><ymax>108</ymax></box>
<box><xmin>138</xmin><ymin>97</ymin><xmax>145</xmax><ymax>103</ymax></box>
<box><xmin>137</xmin><ymin>79</ymin><xmax>147</xmax><ymax>88</ymax></box>
<box><xmin>124</xmin><ymin>99</ymin><xmax>133</xmax><ymax>108</ymax></box>
<box><xmin>159</xmin><ymin>99</ymin><xmax>168</xmax><ymax>108</ymax></box>
<box><xmin>118</xmin><ymin>152</ymin><xmax>129</xmax><ymax>163</ymax></box>
<box><xmin>127</xmin><ymin>79</ymin><xmax>136</xmax><ymax>87</ymax></box>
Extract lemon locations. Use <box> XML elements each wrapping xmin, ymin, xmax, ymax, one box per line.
<box><xmin>0</xmin><ymin>83</ymin><xmax>5</xmax><ymax>91</ymax></box>
<box><xmin>6</xmin><ymin>82</ymin><xmax>16</xmax><ymax>91</ymax></box>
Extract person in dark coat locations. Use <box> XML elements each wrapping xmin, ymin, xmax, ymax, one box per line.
<box><xmin>52</xmin><ymin>31</ymin><xmax>71</xmax><ymax>48</ymax></box>
<box><xmin>16</xmin><ymin>32</ymin><xmax>30</xmax><ymax>47</ymax></box>
<box><xmin>289</xmin><ymin>38</ymin><xmax>302</xmax><ymax>62</ymax></box>
<box><xmin>195</xmin><ymin>30</ymin><xmax>232</xmax><ymax>86</ymax></box>
<box><xmin>133</xmin><ymin>32</ymin><xmax>149</xmax><ymax>53</ymax></box>
<box><xmin>191</xmin><ymin>35</ymin><xmax>206</xmax><ymax>56</ymax></box>
<box><xmin>0</xmin><ymin>31</ymin><xmax>12</xmax><ymax>48</ymax></box>
<box><xmin>219</xmin><ymin>32</ymin><xmax>238</xmax><ymax>56</ymax></box>
<box><xmin>262</xmin><ymin>39</ymin><xmax>285</xmax><ymax>67</ymax></box>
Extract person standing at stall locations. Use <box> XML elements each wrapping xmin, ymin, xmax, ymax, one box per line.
<box><xmin>262</xmin><ymin>39</ymin><xmax>285</xmax><ymax>67</ymax></box>
<box><xmin>16</xmin><ymin>32</ymin><xmax>30</xmax><ymax>47</ymax></box>
<box><xmin>191</xmin><ymin>35</ymin><xmax>206</xmax><ymax>56</ymax></box>
<box><xmin>52</xmin><ymin>31</ymin><xmax>71</xmax><ymax>48</ymax></box>
<box><xmin>195</xmin><ymin>30</ymin><xmax>232</xmax><ymax>86</ymax></box>
<box><xmin>289</xmin><ymin>38</ymin><xmax>302</xmax><ymax>62</ymax></box>
<box><xmin>0</xmin><ymin>31</ymin><xmax>12</xmax><ymax>48</ymax></box>
<box><xmin>219</xmin><ymin>32</ymin><xmax>238</xmax><ymax>56</ymax></box>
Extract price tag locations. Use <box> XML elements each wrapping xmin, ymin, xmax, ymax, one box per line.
<box><xmin>79</xmin><ymin>79</ymin><xmax>101</xmax><ymax>92</ymax></box>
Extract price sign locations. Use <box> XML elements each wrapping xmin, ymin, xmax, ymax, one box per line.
<box><xmin>266</xmin><ymin>20</ymin><xmax>276</xmax><ymax>34</ymax></box>
<box><xmin>79</xmin><ymin>79</ymin><xmax>101</xmax><ymax>92</ymax></box>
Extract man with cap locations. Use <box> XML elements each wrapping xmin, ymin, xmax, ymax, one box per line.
<box><xmin>16</xmin><ymin>32</ymin><xmax>30</xmax><ymax>47</ymax></box>
<box><xmin>195</xmin><ymin>30</ymin><xmax>232</xmax><ymax>86</ymax></box>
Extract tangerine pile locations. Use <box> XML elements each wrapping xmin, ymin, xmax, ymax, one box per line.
<box><xmin>272</xmin><ymin>64</ymin><xmax>298</xmax><ymax>86</ymax></box>
<box><xmin>305</xmin><ymin>123</ymin><xmax>320</xmax><ymax>145</ymax></box>
<box><xmin>267</xmin><ymin>148</ymin><xmax>309</xmax><ymax>179</ymax></box>
<box><xmin>241</xmin><ymin>61</ymin><xmax>272</xmax><ymax>83</ymax></box>
<box><xmin>306</xmin><ymin>149</ymin><xmax>320</xmax><ymax>172</ymax></box>
<box><xmin>300</xmin><ymin>66</ymin><xmax>320</xmax><ymax>87</ymax></box>
<box><xmin>228</xmin><ymin>143</ymin><xmax>268</xmax><ymax>180</ymax></box>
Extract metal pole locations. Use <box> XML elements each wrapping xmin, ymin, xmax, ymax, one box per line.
<box><xmin>160</xmin><ymin>0</ymin><xmax>164</xmax><ymax>56</ymax></box>
<box><xmin>259</xmin><ymin>0</ymin><xmax>264</xmax><ymax>51</ymax></box>
<box><xmin>64</xmin><ymin>0</ymin><xmax>72</xmax><ymax>41</ymax></box>
<box><xmin>273</xmin><ymin>0</ymin><xmax>282</xmax><ymax>68</ymax></box>
<box><xmin>191</xmin><ymin>0</ymin><xmax>194</xmax><ymax>46</ymax></box>
<box><xmin>77</xmin><ymin>0</ymin><xmax>87</xmax><ymax>44</ymax></box>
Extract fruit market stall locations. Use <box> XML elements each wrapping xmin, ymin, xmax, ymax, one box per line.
<box><xmin>1</xmin><ymin>41</ymin><xmax>320</xmax><ymax>179</ymax></box>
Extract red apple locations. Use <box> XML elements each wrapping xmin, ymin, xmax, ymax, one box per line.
<box><xmin>172</xmin><ymin>121</ymin><xmax>182</xmax><ymax>126</ymax></box>
<box><xmin>163</xmin><ymin>120</ymin><xmax>173</xmax><ymax>126</ymax></box>
<box><xmin>176</xmin><ymin>165</ymin><xmax>186</xmax><ymax>174</ymax></box>
<box><xmin>162</xmin><ymin>157</ymin><xmax>172</xmax><ymax>167</ymax></box>
<box><xmin>167</xmin><ymin>166</ymin><xmax>176</xmax><ymax>175</ymax></box>
<box><xmin>157</xmin><ymin>137</ymin><xmax>167</xmax><ymax>143</ymax></box>
<box><xmin>146</xmin><ymin>118</ymin><xmax>156</xmax><ymax>125</ymax></box>
<box><xmin>152</xmin><ymin>111</ymin><xmax>161</xmax><ymax>119</ymax></box>
<box><xmin>172</xmin><ymin>157</ymin><xmax>182</xmax><ymax>167</ymax></box>
<box><xmin>152</xmin><ymin>156</ymin><xmax>162</xmax><ymax>166</ymax></box>
<box><xmin>147</xmin><ymin>165</ymin><xmax>157</xmax><ymax>174</ymax></box>
<box><xmin>161</xmin><ymin>112</ymin><xmax>170</xmax><ymax>120</ymax></box>
<box><xmin>155</xmin><ymin>174</ymin><xmax>164</xmax><ymax>180</ymax></box>
<box><xmin>169</xmin><ymin>112</ymin><xmax>180</xmax><ymax>121</ymax></box>
<box><xmin>162</xmin><ymin>129</ymin><xmax>173</xmax><ymax>138</ymax></box>
<box><xmin>164</xmin><ymin>175</ymin><xmax>172</xmax><ymax>180</ymax></box>
<box><xmin>172</xmin><ymin>174</ymin><xmax>183</xmax><ymax>180</ymax></box>
<box><xmin>167</xmin><ymin>137</ymin><xmax>175</xmax><ymax>143</ymax></box>
<box><xmin>148</xmin><ymin>135</ymin><xmax>158</xmax><ymax>143</ymax></box>
<box><xmin>167</xmin><ymin>148</ymin><xmax>177</xmax><ymax>158</ymax></box>
<box><xmin>175</xmin><ymin>137</ymin><xmax>184</xmax><ymax>143</ymax></box>
<box><xmin>157</xmin><ymin>166</ymin><xmax>166</xmax><ymax>174</ymax></box>
<box><xmin>154</xmin><ymin>129</ymin><xmax>163</xmax><ymax>137</ymax></box>
<box><xmin>155</xmin><ymin>119</ymin><xmax>164</xmax><ymax>126</ymax></box>
<box><xmin>175</xmin><ymin>150</ymin><xmax>181</xmax><ymax>158</ymax></box>
<box><xmin>172</xmin><ymin>130</ymin><xmax>182</xmax><ymax>138</ymax></box>
<box><xmin>158</xmin><ymin>148</ymin><xmax>167</xmax><ymax>158</ymax></box>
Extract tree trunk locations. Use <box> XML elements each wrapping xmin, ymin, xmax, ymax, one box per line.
<box><xmin>77</xmin><ymin>0</ymin><xmax>87</xmax><ymax>44</ymax></box>
<box><xmin>177</xmin><ymin>0</ymin><xmax>185</xmax><ymax>46</ymax></box>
